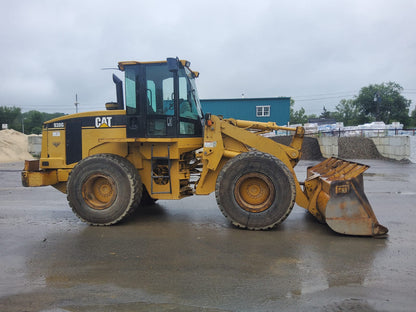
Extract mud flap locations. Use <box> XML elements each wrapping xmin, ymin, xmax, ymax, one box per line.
<box><xmin>307</xmin><ymin>158</ymin><xmax>388</xmax><ymax>237</ymax></box>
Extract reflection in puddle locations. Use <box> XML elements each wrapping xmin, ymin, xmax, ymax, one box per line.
<box><xmin>284</xmin><ymin>238</ymin><xmax>387</xmax><ymax>298</ymax></box>
<box><xmin>0</xmin><ymin>255</ymin><xmax>45</xmax><ymax>296</ymax></box>
<box><xmin>364</xmin><ymin>172</ymin><xmax>408</xmax><ymax>182</ymax></box>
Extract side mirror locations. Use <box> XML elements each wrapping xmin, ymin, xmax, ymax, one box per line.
<box><xmin>167</xmin><ymin>57</ymin><xmax>179</xmax><ymax>72</ymax></box>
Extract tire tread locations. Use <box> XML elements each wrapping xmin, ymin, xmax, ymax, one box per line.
<box><xmin>215</xmin><ymin>151</ymin><xmax>296</xmax><ymax>230</ymax></box>
<box><xmin>67</xmin><ymin>154</ymin><xmax>142</xmax><ymax>226</ymax></box>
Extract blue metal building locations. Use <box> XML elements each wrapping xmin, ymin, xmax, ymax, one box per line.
<box><xmin>200</xmin><ymin>97</ymin><xmax>290</xmax><ymax>125</ymax></box>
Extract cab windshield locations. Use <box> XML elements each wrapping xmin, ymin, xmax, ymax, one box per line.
<box><xmin>183</xmin><ymin>67</ymin><xmax>204</xmax><ymax>119</ymax></box>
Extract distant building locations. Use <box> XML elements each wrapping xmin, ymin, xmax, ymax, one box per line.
<box><xmin>200</xmin><ymin>97</ymin><xmax>290</xmax><ymax>125</ymax></box>
<box><xmin>308</xmin><ymin>118</ymin><xmax>337</xmax><ymax>125</ymax></box>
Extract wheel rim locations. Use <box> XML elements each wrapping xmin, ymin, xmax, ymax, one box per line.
<box><xmin>82</xmin><ymin>174</ymin><xmax>117</xmax><ymax>210</ymax></box>
<box><xmin>234</xmin><ymin>173</ymin><xmax>275</xmax><ymax>213</ymax></box>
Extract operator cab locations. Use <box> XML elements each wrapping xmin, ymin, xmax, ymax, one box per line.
<box><xmin>118</xmin><ymin>58</ymin><xmax>204</xmax><ymax>138</ymax></box>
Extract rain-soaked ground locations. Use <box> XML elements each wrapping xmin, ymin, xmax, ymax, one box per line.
<box><xmin>0</xmin><ymin>160</ymin><xmax>415</xmax><ymax>312</ymax></box>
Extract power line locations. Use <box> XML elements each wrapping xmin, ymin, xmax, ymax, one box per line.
<box><xmin>293</xmin><ymin>88</ymin><xmax>416</xmax><ymax>102</ymax></box>
<box><xmin>294</xmin><ymin>94</ymin><xmax>355</xmax><ymax>102</ymax></box>
<box><xmin>293</xmin><ymin>90</ymin><xmax>358</xmax><ymax>98</ymax></box>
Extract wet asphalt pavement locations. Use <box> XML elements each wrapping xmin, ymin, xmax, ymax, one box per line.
<box><xmin>0</xmin><ymin>160</ymin><xmax>415</xmax><ymax>312</ymax></box>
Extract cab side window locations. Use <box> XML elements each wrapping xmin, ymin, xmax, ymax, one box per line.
<box><xmin>125</xmin><ymin>67</ymin><xmax>139</xmax><ymax>115</ymax></box>
<box><xmin>179</xmin><ymin>75</ymin><xmax>199</xmax><ymax>135</ymax></box>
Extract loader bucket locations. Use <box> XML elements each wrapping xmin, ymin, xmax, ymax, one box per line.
<box><xmin>306</xmin><ymin>158</ymin><xmax>388</xmax><ymax>237</ymax></box>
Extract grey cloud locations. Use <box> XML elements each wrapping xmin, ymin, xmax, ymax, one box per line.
<box><xmin>1</xmin><ymin>0</ymin><xmax>415</xmax><ymax>115</ymax></box>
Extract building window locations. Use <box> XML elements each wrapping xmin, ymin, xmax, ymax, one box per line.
<box><xmin>256</xmin><ymin>105</ymin><xmax>270</xmax><ymax>117</ymax></box>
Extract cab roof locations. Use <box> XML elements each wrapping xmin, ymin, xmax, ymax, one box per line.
<box><xmin>118</xmin><ymin>59</ymin><xmax>199</xmax><ymax>77</ymax></box>
<box><xmin>118</xmin><ymin>59</ymin><xmax>190</xmax><ymax>71</ymax></box>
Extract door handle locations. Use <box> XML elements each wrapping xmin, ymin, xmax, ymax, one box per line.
<box><xmin>167</xmin><ymin>117</ymin><xmax>173</xmax><ymax>127</ymax></box>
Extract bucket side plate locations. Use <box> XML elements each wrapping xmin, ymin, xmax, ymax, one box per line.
<box><xmin>307</xmin><ymin>158</ymin><xmax>388</xmax><ymax>237</ymax></box>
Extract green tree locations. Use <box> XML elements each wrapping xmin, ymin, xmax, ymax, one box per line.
<box><xmin>333</xmin><ymin>99</ymin><xmax>359</xmax><ymax>126</ymax></box>
<box><xmin>292</xmin><ymin>107</ymin><xmax>308</xmax><ymax>124</ymax></box>
<box><xmin>289</xmin><ymin>98</ymin><xmax>295</xmax><ymax>121</ymax></box>
<box><xmin>0</xmin><ymin>106</ymin><xmax>66</xmax><ymax>134</ymax></box>
<box><xmin>354</xmin><ymin>82</ymin><xmax>411</xmax><ymax>126</ymax></box>
<box><xmin>23</xmin><ymin>110</ymin><xmax>43</xmax><ymax>134</ymax></box>
<box><xmin>307</xmin><ymin>113</ymin><xmax>318</xmax><ymax>120</ymax></box>
<box><xmin>410</xmin><ymin>107</ymin><xmax>416</xmax><ymax>128</ymax></box>
<box><xmin>290</xmin><ymin>99</ymin><xmax>308</xmax><ymax>124</ymax></box>
<box><xmin>0</xmin><ymin>106</ymin><xmax>22</xmax><ymax>130</ymax></box>
<box><xmin>22</xmin><ymin>111</ymin><xmax>66</xmax><ymax>134</ymax></box>
<box><xmin>43</xmin><ymin>112</ymin><xmax>66</xmax><ymax>121</ymax></box>
<box><xmin>319</xmin><ymin>106</ymin><xmax>331</xmax><ymax>119</ymax></box>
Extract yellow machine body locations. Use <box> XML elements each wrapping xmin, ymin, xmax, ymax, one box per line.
<box><xmin>23</xmin><ymin>110</ymin><xmax>203</xmax><ymax>199</ymax></box>
<box><xmin>22</xmin><ymin>58</ymin><xmax>387</xmax><ymax>237</ymax></box>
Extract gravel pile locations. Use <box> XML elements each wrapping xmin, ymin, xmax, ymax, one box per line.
<box><xmin>0</xmin><ymin>129</ymin><xmax>34</xmax><ymax>163</ymax></box>
<box><xmin>338</xmin><ymin>137</ymin><xmax>384</xmax><ymax>159</ymax></box>
<box><xmin>270</xmin><ymin>135</ymin><xmax>386</xmax><ymax>160</ymax></box>
<box><xmin>270</xmin><ymin>136</ymin><xmax>323</xmax><ymax>160</ymax></box>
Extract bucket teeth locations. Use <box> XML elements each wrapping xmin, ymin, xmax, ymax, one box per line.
<box><xmin>306</xmin><ymin>157</ymin><xmax>388</xmax><ymax>237</ymax></box>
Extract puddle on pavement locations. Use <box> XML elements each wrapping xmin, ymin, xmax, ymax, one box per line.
<box><xmin>364</xmin><ymin>172</ymin><xmax>408</xmax><ymax>182</ymax></box>
<box><xmin>0</xmin><ymin>188</ymin><xmax>392</xmax><ymax>311</ymax></box>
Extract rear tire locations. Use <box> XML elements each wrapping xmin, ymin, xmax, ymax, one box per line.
<box><xmin>67</xmin><ymin>154</ymin><xmax>142</xmax><ymax>225</ymax></box>
<box><xmin>216</xmin><ymin>151</ymin><xmax>296</xmax><ymax>230</ymax></box>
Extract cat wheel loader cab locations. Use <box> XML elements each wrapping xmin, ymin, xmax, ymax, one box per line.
<box><xmin>22</xmin><ymin>57</ymin><xmax>388</xmax><ymax>237</ymax></box>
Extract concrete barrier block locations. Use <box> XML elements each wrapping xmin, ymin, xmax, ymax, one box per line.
<box><xmin>330</xmin><ymin>145</ymin><xmax>338</xmax><ymax>157</ymax></box>
<box><xmin>327</xmin><ymin>145</ymin><xmax>338</xmax><ymax>158</ymax></box>
<box><xmin>380</xmin><ymin>137</ymin><xmax>389</xmax><ymax>146</ymax></box>
<box><xmin>317</xmin><ymin>137</ymin><xmax>338</xmax><ymax>158</ymax></box>
<box><xmin>320</xmin><ymin>146</ymin><xmax>329</xmax><ymax>158</ymax></box>
<box><xmin>392</xmin><ymin>146</ymin><xmax>405</xmax><ymax>156</ymax></box>
<box><xmin>372</xmin><ymin>137</ymin><xmax>381</xmax><ymax>145</ymax></box>
<box><xmin>28</xmin><ymin>135</ymin><xmax>42</xmax><ymax>157</ymax></box>
<box><xmin>370</xmin><ymin>136</ymin><xmax>411</xmax><ymax>161</ymax></box>
<box><xmin>390</xmin><ymin>137</ymin><xmax>405</xmax><ymax>146</ymax></box>
<box><xmin>382</xmin><ymin>145</ymin><xmax>391</xmax><ymax>157</ymax></box>
<box><xmin>409</xmin><ymin>136</ymin><xmax>416</xmax><ymax>163</ymax></box>
<box><xmin>377</xmin><ymin>144</ymin><xmax>385</xmax><ymax>155</ymax></box>
<box><xmin>405</xmin><ymin>142</ymin><xmax>411</xmax><ymax>157</ymax></box>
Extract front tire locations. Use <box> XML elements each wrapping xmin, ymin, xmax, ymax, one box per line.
<box><xmin>67</xmin><ymin>154</ymin><xmax>142</xmax><ymax>225</ymax></box>
<box><xmin>216</xmin><ymin>151</ymin><xmax>296</xmax><ymax>230</ymax></box>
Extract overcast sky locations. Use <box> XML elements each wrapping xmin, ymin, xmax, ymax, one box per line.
<box><xmin>1</xmin><ymin>0</ymin><xmax>415</xmax><ymax>116</ymax></box>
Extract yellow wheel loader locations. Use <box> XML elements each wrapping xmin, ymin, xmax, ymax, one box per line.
<box><xmin>22</xmin><ymin>58</ymin><xmax>388</xmax><ymax>236</ymax></box>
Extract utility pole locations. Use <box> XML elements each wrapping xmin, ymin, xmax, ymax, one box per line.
<box><xmin>74</xmin><ymin>94</ymin><xmax>79</xmax><ymax>113</ymax></box>
<box><xmin>374</xmin><ymin>92</ymin><xmax>381</xmax><ymax>121</ymax></box>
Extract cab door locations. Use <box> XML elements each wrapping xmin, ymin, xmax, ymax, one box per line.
<box><xmin>125</xmin><ymin>62</ymin><xmax>178</xmax><ymax>138</ymax></box>
<box><xmin>144</xmin><ymin>68</ymin><xmax>177</xmax><ymax>138</ymax></box>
